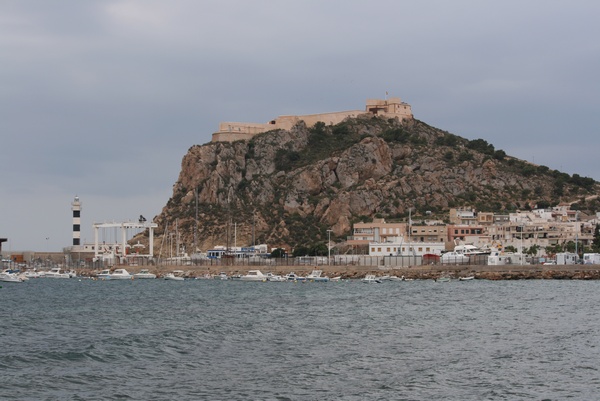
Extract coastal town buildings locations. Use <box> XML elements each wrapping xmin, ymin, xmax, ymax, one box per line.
<box><xmin>359</xmin><ymin>206</ymin><xmax>598</xmax><ymax>258</ymax></box>
<box><xmin>346</xmin><ymin>218</ymin><xmax>408</xmax><ymax>247</ymax></box>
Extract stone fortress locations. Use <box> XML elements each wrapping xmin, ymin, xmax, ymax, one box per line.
<box><xmin>212</xmin><ymin>97</ymin><xmax>413</xmax><ymax>143</ymax></box>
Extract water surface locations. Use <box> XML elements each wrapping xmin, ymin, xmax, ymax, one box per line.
<box><xmin>1</xmin><ymin>279</ymin><xmax>599</xmax><ymax>400</ymax></box>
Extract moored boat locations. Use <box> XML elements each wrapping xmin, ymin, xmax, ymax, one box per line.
<box><xmin>284</xmin><ymin>272</ymin><xmax>305</xmax><ymax>282</ymax></box>
<box><xmin>305</xmin><ymin>270</ymin><xmax>329</xmax><ymax>282</ymax></box>
<box><xmin>265</xmin><ymin>272</ymin><xmax>285</xmax><ymax>282</ymax></box>
<box><xmin>240</xmin><ymin>270</ymin><xmax>267</xmax><ymax>281</ymax></box>
<box><xmin>0</xmin><ymin>269</ymin><xmax>24</xmax><ymax>283</ymax></box>
<box><xmin>23</xmin><ymin>270</ymin><xmax>41</xmax><ymax>279</ymax></box>
<box><xmin>133</xmin><ymin>269</ymin><xmax>157</xmax><ymax>279</ymax></box>
<box><xmin>164</xmin><ymin>270</ymin><xmax>185</xmax><ymax>281</ymax></box>
<box><xmin>44</xmin><ymin>267</ymin><xmax>71</xmax><ymax>279</ymax></box>
<box><xmin>214</xmin><ymin>272</ymin><xmax>229</xmax><ymax>280</ymax></box>
<box><xmin>362</xmin><ymin>274</ymin><xmax>382</xmax><ymax>284</ymax></box>
<box><xmin>108</xmin><ymin>268</ymin><xmax>133</xmax><ymax>280</ymax></box>
<box><xmin>97</xmin><ymin>269</ymin><xmax>112</xmax><ymax>280</ymax></box>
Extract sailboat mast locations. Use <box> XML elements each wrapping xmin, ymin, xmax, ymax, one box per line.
<box><xmin>194</xmin><ymin>187</ymin><xmax>198</xmax><ymax>253</ymax></box>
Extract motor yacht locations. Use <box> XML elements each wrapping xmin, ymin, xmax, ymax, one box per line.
<box><xmin>265</xmin><ymin>272</ymin><xmax>285</xmax><ymax>282</ymax></box>
<box><xmin>0</xmin><ymin>269</ymin><xmax>24</xmax><ymax>283</ymax></box>
<box><xmin>240</xmin><ymin>270</ymin><xmax>267</xmax><ymax>281</ymax></box>
<box><xmin>44</xmin><ymin>267</ymin><xmax>71</xmax><ymax>279</ymax></box>
<box><xmin>284</xmin><ymin>272</ymin><xmax>306</xmax><ymax>282</ymax></box>
<box><xmin>133</xmin><ymin>269</ymin><xmax>157</xmax><ymax>279</ymax></box>
<box><xmin>97</xmin><ymin>269</ymin><xmax>112</xmax><ymax>280</ymax></box>
<box><xmin>305</xmin><ymin>270</ymin><xmax>329</xmax><ymax>282</ymax></box>
<box><xmin>108</xmin><ymin>268</ymin><xmax>133</xmax><ymax>280</ymax></box>
<box><xmin>164</xmin><ymin>270</ymin><xmax>185</xmax><ymax>281</ymax></box>
<box><xmin>361</xmin><ymin>274</ymin><xmax>382</xmax><ymax>284</ymax></box>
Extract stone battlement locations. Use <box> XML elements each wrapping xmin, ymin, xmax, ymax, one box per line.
<box><xmin>212</xmin><ymin>97</ymin><xmax>413</xmax><ymax>142</ymax></box>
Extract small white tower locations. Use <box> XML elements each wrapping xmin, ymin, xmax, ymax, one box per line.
<box><xmin>71</xmin><ymin>196</ymin><xmax>82</xmax><ymax>246</ymax></box>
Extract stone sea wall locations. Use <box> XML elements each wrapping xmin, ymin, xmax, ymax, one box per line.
<box><xmin>77</xmin><ymin>264</ymin><xmax>600</xmax><ymax>280</ymax></box>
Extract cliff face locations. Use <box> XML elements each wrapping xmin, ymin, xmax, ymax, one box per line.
<box><xmin>152</xmin><ymin>116</ymin><xmax>599</xmax><ymax>252</ymax></box>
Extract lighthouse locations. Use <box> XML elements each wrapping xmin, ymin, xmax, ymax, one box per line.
<box><xmin>71</xmin><ymin>196</ymin><xmax>82</xmax><ymax>246</ymax></box>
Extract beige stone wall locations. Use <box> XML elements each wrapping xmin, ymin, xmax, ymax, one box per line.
<box><xmin>211</xmin><ymin>98</ymin><xmax>413</xmax><ymax>143</ymax></box>
<box><xmin>211</xmin><ymin>131</ymin><xmax>256</xmax><ymax>142</ymax></box>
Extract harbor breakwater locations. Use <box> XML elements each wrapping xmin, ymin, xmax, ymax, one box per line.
<box><xmin>76</xmin><ymin>264</ymin><xmax>600</xmax><ymax>280</ymax></box>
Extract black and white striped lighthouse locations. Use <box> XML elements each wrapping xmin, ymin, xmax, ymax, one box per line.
<box><xmin>71</xmin><ymin>196</ymin><xmax>82</xmax><ymax>246</ymax></box>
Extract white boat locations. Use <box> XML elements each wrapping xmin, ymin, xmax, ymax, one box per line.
<box><xmin>164</xmin><ymin>270</ymin><xmax>185</xmax><ymax>281</ymax></box>
<box><xmin>436</xmin><ymin>276</ymin><xmax>451</xmax><ymax>283</ymax></box>
<box><xmin>284</xmin><ymin>272</ymin><xmax>306</xmax><ymax>282</ymax></box>
<box><xmin>44</xmin><ymin>267</ymin><xmax>71</xmax><ymax>279</ymax></box>
<box><xmin>362</xmin><ymin>274</ymin><xmax>382</xmax><ymax>284</ymax></box>
<box><xmin>459</xmin><ymin>276</ymin><xmax>475</xmax><ymax>281</ymax></box>
<box><xmin>97</xmin><ymin>269</ymin><xmax>112</xmax><ymax>280</ymax></box>
<box><xmin>266</xmin><ymin>272</ymin><xmax>285</xmax><ymax>282</ymax></box>
<box><xmin>440</xmin><ymin>251</ymin><xmax>470</xmax><ymax>265</ymax></box>
<box><xmin>0</xmin><ymin>269</ymin><xmax>24</xmax><ymax>283</ymax></box>
<box><xmin>388</xmin><ymin>275</ymin><xmax>411</xmax><ymax>282</ymax></box>
<box><xmin>23</xmin><ymin>270</ymin><xmax>41</xmax><ymax>279</ymax></box>
<box><xmin>453</xmin><ymin>243</ymin><xmax>491</xmax><ymax>256</ymax></box>
<box><xmin>213</xmin><ymin>272</ymin><xmax>229</xmax><ymax>280</ymax></box>
<box><xmin>133</xmin><ymin>269</ymin><xmax>157</xmax><ymax>279</ymax></box>
<box><xmin>305</xmin><ymin>270</ymin><xmax>329</xmax><ymax>282</ymax></box>
<box><xmin>107</xmin><ymin>268</ymin><xmax>133</xmax><ymax>280</ymax></box>
<box><xmin>240</xmin><ymin>270</ymin><xmax>267</xmax><ymax>281</ymax></box>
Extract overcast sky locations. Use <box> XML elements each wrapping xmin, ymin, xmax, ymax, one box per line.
<box><xmin>2</xmin><ymin>0</ymin><xmax>599</xmax><ymax>252</ymax></box>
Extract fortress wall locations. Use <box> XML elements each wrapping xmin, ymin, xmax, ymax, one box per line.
<box><xmin>293</xmin><ymin>110</ymin><xmax>365</xmax><ymax>127</ymax></box>
<box><xmin>272</xmin><ymin>115</ymin><xmax>301</xmax><ymax>131</ymax></box>
<box><xmin>211</xmin><ymin>99</ymin><xmax>413</xmax><ymax>142</ymax></box>
<box><xmin>217</xmin><ymin>122</ymin><xmax>273</xmax><ymax>134</ymax></box>
<box><xmin>212</xmin><ymin>131</ymin><xmax>255</xmax><ymax>142</ymax></box>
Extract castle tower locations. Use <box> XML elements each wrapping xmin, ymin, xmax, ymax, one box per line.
<box><xmin>71</xmin><ymin>196</ymin><xmax>82</xmax><ymax>246</ymax></box>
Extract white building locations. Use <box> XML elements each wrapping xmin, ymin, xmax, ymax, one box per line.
<box><xmin>369</xmin><ymin>237</ymin><xmax>445</xmax><ymax>257</ymax></box>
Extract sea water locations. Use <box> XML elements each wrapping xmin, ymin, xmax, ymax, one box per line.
<box><xmin>1</xmin><ymin>278</ymin><xmax>599</xmax><ymax>400</ymax></box>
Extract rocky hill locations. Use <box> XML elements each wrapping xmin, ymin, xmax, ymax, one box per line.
<box><xmin>148</xmin><ymin>115</ymin><xmax>600</xmax><ymax>253</ymax></box>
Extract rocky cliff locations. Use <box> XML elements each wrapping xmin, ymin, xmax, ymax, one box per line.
<box><xmin>150</xmin><ymin>115</ymin><xmax>599</xmax><ymax>253</ymax></box>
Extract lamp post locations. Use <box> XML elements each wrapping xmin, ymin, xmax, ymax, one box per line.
<box><xmin>327</xmin><ymin>230</ymin><xmax>333</xmax><ymax>266</ymax></box>
<box><xmin>520</xmin><ymin>225</ymin><xmax>524</xmax><ymax>265</ymax></box>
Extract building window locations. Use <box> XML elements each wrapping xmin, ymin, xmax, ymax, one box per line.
<box><xmin>73</xmin><ymin>211</ymin><xmax>80</xmax><ymax>218</ymax></box>
<box><xmin>73</xmin><ymin>224</ymin><xmax>80</xmax><ymax>231</ymax></box>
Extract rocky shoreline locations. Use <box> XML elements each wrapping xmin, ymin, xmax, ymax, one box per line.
<box><xmin>79</xmin><ymin>264</ymin><xmax>600</xmax><ymax>280</ymax></box>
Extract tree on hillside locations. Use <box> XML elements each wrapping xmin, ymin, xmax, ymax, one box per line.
<box><xmin>270</xmin><ymin>248</ymin><xmax>286</xmax><ymax>258</ymax></box>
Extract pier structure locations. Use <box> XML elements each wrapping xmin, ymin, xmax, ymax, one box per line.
<box><xmin>93</xmin><ymin>220</ymin><xmax>158</xmax><ymax>264</ymax></box>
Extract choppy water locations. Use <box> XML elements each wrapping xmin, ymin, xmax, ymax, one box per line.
<box><xmin>1</xmin><ymin>278</ymin><xmax>599</xmax><ymax>400</ymax></box>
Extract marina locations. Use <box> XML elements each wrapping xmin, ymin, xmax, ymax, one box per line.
<box><xmin>4</xmin><ymin>261</ymin><xmax>600</xmax><ymax>283</ymax></box>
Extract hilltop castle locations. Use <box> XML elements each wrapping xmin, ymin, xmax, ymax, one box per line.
<box><xmin>212</xmin><ymin>97</ymin><xmax>413</xmax><ymax>143</ymax></box>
